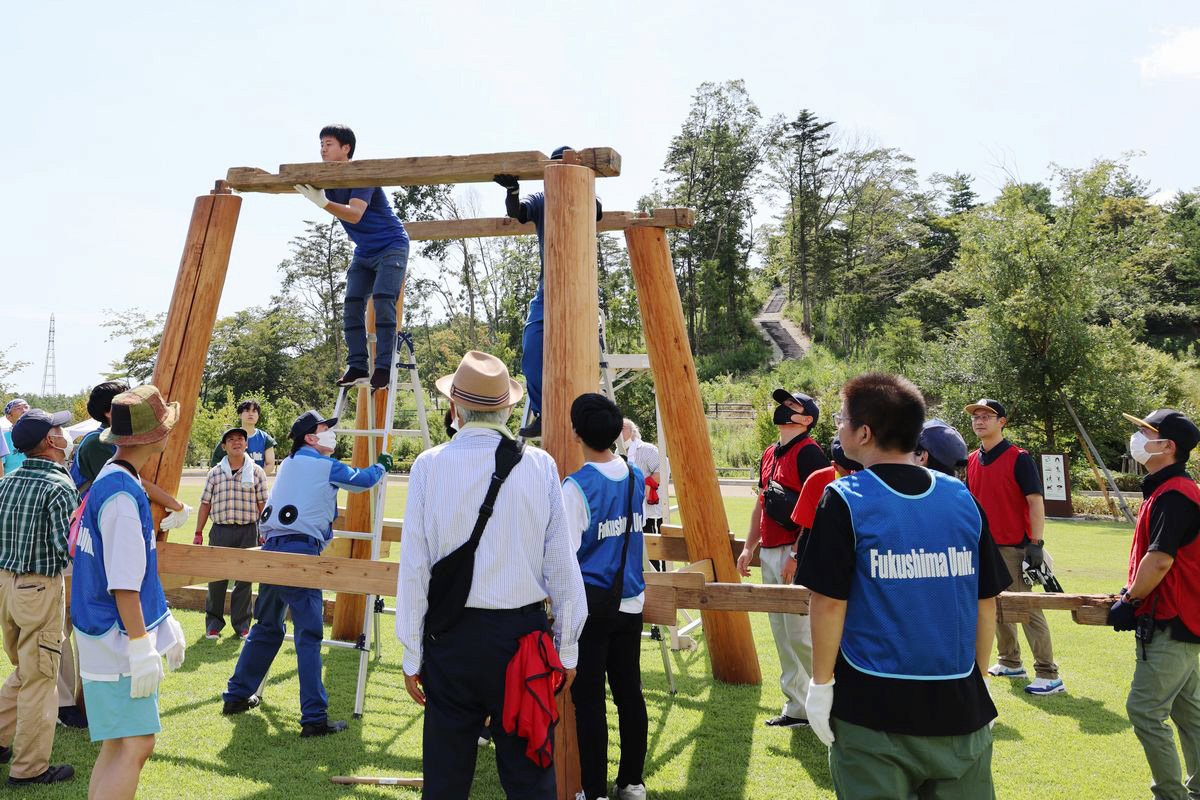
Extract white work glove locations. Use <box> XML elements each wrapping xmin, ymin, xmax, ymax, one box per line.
<box><xmin>805</xmin><ymin>679</ymin><xmax>836</xmax><ymax>747</ymax></box>
<box><xmin>127</xmin><ymin>634</ymin><xmax>164</xmax><ymax>699</ymax></box>
<box><xmin>160</xmin><ymin>504</ymin><xmax>192</xmax><ymax>532</ymax></box>
<box><xmin>293</xmin><ymin>184</ymin><xmax>329</xmax><ymax>210</ymax></box>
<box><xmin>163</xmin><ymin>616</ymin><xmax>186</xmax><ymax>671</ymax></box>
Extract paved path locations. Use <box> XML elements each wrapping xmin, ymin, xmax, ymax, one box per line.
<box><xmin>753</xmin><ymin>288</ymin><xmax>810</xmax><ymax>362</ymax></box>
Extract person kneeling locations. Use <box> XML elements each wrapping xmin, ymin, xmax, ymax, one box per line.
<box><xmin>564</xmin><ymin>394</ymin><xmax>648</xmax><ymax>800</ymax></box>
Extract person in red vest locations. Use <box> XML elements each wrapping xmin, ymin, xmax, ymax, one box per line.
<box><xmin>1109</xmin><ymin>409</ymin><xmax>1200</xmax><ymax>800</ymax></box>
<box><xmin>737</xmin><ymin>388</ymin><xmax>828</xmax><ymax>728</ymax></box>
<box><xmin>965</xmin><ymin>397</ymin><xmax>1064</xmax><ymax>695</ymax></box>
<box><xmin>783</xmin><ymin>437</ymin><xmax>861</xmax><ymax>584</ymax></box>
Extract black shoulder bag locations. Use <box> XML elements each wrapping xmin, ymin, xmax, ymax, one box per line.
<box><xmin>424</xmin><ymin>435</ymin><xmax>525</xmax><ymax>639</ymax></box>
<box><xmin>583</xmin><ymin>463</ymin><xmax>637</xmax><ymax>619</ymax></box>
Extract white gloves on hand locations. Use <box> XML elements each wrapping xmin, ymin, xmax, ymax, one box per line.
<box><xmin>293</xmin><ymin>184</ymin><xmax>329</xmax><ymax>210</ymax></box>
<box><xmin>805</xmin><ymin>679</ymin><xmax>836</xmax><ymax>747</ymax></box>
<box><xmin>127</xmin><ymin>634</ymin><xmax>164</xmax><ymax>699</ymax></box>
<box><xmin>160</xmin><ymin>504</ymin><xmax>192</xmax><ymax>532</ymax></box>
<box><xmin>163</xmin><ymin>616</ymin><xmax>186</xmax><ymax>671</ymax></box>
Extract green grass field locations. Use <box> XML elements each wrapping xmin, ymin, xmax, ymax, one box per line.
<box><xmin>5</xmin><ymin>494</ymin><xmax>1161</xmax><ymax>798</ymax></box>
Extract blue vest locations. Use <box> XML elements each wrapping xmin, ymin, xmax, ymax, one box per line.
<box><xmin>69</xmin><ymin>429</ymin><xmax>102</xmax><ymax>488</ymax></box>
<box><xmin>71</xmin><ymin>469</ymin><xmax>170</xmax><ymax>637</ymax></box>
<box><xmin>833</xmin><ymin>469</ymin><xmax>981</xmax><ymax>680</ymax></box>
<box><xmin>567</xmin><ymin>463</ymin><xmax>645</xmax><ymax>598</ymax></box>
<box><xmin>259</xmin><ymin>451</ymin><xmax>340</xmax><ymax>545</ymax></box>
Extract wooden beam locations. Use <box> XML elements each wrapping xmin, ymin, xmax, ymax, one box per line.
<box><xmin>331</xmin><ymin>776</ymin><xmax>423</xmax><ymax>787</ymax></box>
<box><xmin>404</xmin><ymin>208</ymin><xmax>695</xmax><ymax>242</ymax></box>
<box><xmin>644</xmin><ymin>570</ymin><xmax>707</xmax><ymax>589</ymax></box>
<box><xmin>158</xmin><ymin>542</ymin><xmax>397</xmax><ymax>597</ymax></box>
<box><xmin>642</xmin><ymin>586</ymin><xmax>677</xmax><ymax>627</ymax></box>
<box><xmin>333</xmin><ymin>508</ymin><xmax>402</xmax><ymax>542</ymax></box>
<box><xmin>226</xmin><ymin>148</ymin><xmax>621</xmax><ymax>193</ymax></box>
<box><xmin>165</xmin><ymin>586</ymin><xmax>338</xmax><ymax>625</ymax></box>
<box><xmin>647</xmin><ymin>527</ymin><xmax>758</xmax><ymax>566</ymax></box>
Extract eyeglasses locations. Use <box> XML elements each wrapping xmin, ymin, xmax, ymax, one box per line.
<box><xmin>970</xmin><ymin>413</ymin><xmax>997</xmax><ymax>422</ymax></box>
<box><xmin>833</xmin><ymin>412</ymin><xmax>852</xmax><ymax>426</ymax></box>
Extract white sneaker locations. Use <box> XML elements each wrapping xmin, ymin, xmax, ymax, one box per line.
<box><xmin>574</xmin><ymin>793</ymin><xmax>609</xmax><ymax>800</ymax></box>
<box><xmin>986</xmin><ymin>663</ymin><xmax>1027</xmax><ymax>678</ymax></box>
<box><xmin>1024</xmin><ymin>678</ymin><xmax>1066</xmax><ymax>696</ymax></box>
<box><xmin>616</xmin><ymin>784</ymin><xmax>647</xmax><ymax>800</ymax></box>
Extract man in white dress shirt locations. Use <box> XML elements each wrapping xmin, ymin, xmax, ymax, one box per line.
<box><xmin>396</xmin><ymin>350</ymin><xmax>587</xmax><ymax>800</ymax></box>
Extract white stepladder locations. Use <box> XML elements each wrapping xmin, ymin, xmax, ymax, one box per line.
<box><xmin>258</xmin><ymin>330</ymin><xmax>431</xmax><ymax>718</ymax></box>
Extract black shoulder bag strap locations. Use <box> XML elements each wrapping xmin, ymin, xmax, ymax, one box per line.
<box><xmin>424</xmin><ymin>434</ymin><xmax>525</xmax><ymax>639</ymax></box>
<box><xmin>607</xmin><ymin>462</ymin><xmax>637</xmax><ymax>607</ymax></box>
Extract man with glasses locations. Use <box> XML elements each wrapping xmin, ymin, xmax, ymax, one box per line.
<box><xmin>964</xmin><ymin>398</ymin><xmax>1064</xmax><ymax>696</ymax></box>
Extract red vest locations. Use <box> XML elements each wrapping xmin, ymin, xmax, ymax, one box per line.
<box><xmin>759</xmin><ymin>436</ymin><xmax>821</xmax><ymax>548</ymax></box>
<box><xmin>967</xmin><ymin>443</ymin><xmax>1031</xmax><ymax>546</ymax></box>
<box><xmin>1129</xmin><ymin>476</ymin><xmax>1200</xmax><ymax>632</ymax></box>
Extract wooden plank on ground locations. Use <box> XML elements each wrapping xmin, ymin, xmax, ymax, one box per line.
<box><xmin>158</xmin><ymin>542</ymin><xmax>397</xmax><ymax>597</ymax></box>
<box><xmin>404</xmin><ymin>208</ymin><xmax>694</xmax><ymax>241</ymax></box>
<box><xmin>227</xmin><ymin>148</ymin><xmax>621</xmax><ymax>193</ymax></box>
<box><xmin>331</xmin><ymin>776</ymin><xmax>423</xmax><ymax>787</ymax></box>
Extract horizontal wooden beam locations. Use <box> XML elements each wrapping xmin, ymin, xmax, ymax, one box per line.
<box><xmin>647</xmin><ymin>528</ymin><xmax>755</xmax><ymax>566</ymax></box>
<box><xmin>405</xmin><ymin>208</ymin><xmax>695</xmax><ymax>242</ymax></box>
<box><xmin>332</xmin><ymin>510</ymin><xmax>403</xmax><ymax>542</ymax></box>
<box><xmin>226</xmin><ymin>148</ymin><xmax>621</xmax><ymax>193</ymax></box>
<box><xmin>158</xmin><ymin>542</ymin><xmax>397</xmax><ymax>597</ymax></box>
<box><xmin>166</xmin><ymin>585</ymin><xmax>338</xmax><ymax>624</ymax></box>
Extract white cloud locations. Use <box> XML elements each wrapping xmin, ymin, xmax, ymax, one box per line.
<box><xmin>1138</xmin><ymin>28</ymin><xmax>1200</xmax><ymax>80</ymax></box>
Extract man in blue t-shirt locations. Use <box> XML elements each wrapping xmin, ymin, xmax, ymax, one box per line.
<box><xmin>293</xmin><ymin>125</ymin><xmax>410</xmax><ymax>391</ymax></box>
<box><xmin>493</xmin><ymin>147</ymin><xmax>603</xmax><ymax>438</ymax></box>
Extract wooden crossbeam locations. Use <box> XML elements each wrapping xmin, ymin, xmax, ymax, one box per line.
<box><xmin>157</xmin><ymin>542</ymin><xmax>397</xmax><ymax>597</ymax></box>
<box><xmin>404</xmin><ymin>208</ymin><xmax>695</xmax><ymax>241</ymax></box>
<box><xmin>332</xmin><ymin>509</ymin><xmax>403</xmax><ymax>542</ymax></box>
<box><xmin>226</xmin><ymin>148</ymin><xmax>621</xmax><ymax>193</ymax></box>
<box><xmin>646</xmin><ymin>530</ymin><xmax>755</xmax><ymax>566</ymax></box>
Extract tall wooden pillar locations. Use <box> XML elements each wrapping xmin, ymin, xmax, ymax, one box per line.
<box><xmin>331</xmin><ymin>294</ymin><xmax>404</xmax><ymax>641</ymax></box>
<box><xmin>148</xmin><ymin>183</ymin><xmax>242</xmax><ymax>533</ymax></box>
<box><xmin>542</xmin><ymin>162</ymin><xmax>598</xmax><ymax>800</ymax></box>
<box><xmin>625</xmin><ymin>226</ymin><xmax>761</xmax><ymax>685</ymax></box>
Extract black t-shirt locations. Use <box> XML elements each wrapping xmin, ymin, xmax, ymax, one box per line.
<box><xmin>972</xmin><ymin>439</ymin><xmax>1044</xmax><ymax>496</ymax></box>
<box><xmin>795</xmin><ymin>463</ymin><xmax>1012</xmax><ymax>736</ymax></box>
<box><xmin>1141</xmin><ymin>463</ymin><xmax>1200</xmax><ymax>642</ymax></box>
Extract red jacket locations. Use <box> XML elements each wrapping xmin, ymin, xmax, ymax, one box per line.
<box><xmin>759</xmin><ymin>436</ymin><xmax>826</xmax><ymax>547</ymax></box>
<box><xmin>967</xmin><ymin>444</ymin><xmax>1032</xmax><ymax>546</ymax></box>
<box><xmin>503</xmin><ymin>630</ymin><xmax>566</xmax><ymax>768</ymax></box>
<box><xmin>1130</xmin><ymin>475</ymin><xmax>1200</xmax><ymax>634</ymax></box>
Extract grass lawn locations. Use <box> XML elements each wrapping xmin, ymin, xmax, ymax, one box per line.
<box><xmin>9</xmin><ymin>498</ymin><xmax>1160</xmax><ymax>798</ymax></box>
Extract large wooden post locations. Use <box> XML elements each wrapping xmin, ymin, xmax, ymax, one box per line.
<box><xmin>542</xmin><ymin>162</ymin><xmax>597</xmax><ymax>800</ymax></box>
<box><xmin>624</xmin><ymin>226</ymin><xmax>761</xmax><ymax>685</ymax></box>
<box><xmin>148</xmin><ymin>183</ymin><xmax>242</xmax><ymax>533</ymax></box>
<box><xmin>331</xmin><ymin>294</ymin><xmax>404</xmax><ymax>640</ymax></box>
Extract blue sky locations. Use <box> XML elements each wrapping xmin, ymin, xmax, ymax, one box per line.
<box><xmin>4</xmin><ymin>1</ymin><xmax>1198</xmax><ymax>394</ymax></box>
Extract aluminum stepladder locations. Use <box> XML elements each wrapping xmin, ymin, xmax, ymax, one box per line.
<box><xmin>257</xmin><ymin>330</ymin><xmax>431</xmax><ymax>718</ymax></box>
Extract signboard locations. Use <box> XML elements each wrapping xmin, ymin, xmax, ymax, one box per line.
<box><xmin>1040</xmin><ymin>453</ymin><xmax>1073</xmax><ymax>517</ymax></box>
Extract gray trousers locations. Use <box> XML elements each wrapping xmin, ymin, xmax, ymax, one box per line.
<box><xmin>1127</xmin><ymin>632</ymin><xmax>1200</xmax><ymax>800</ymax></box>
<box><xmin>996</xmin><ymin>545</ymin><xmax>1059</xmax><ymax>679</ymax></box>
<box><xmin>205</xmin><ymin>522</ymin><xmax>259</xmax><ymax>634</ymax></box>
<box><xmin>761</xmin><ymin>544</ymin><xmax>812</xmax><ymax>718</ymax></box>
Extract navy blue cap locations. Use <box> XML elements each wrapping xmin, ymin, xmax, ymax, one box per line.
<box><xmin>11</xmin><ymin>409</ymin><xmax>72</xmax><ymax>453</ymax></box>
<box><xmin>918</xmin><ymin>418</ymin><xmax>969</xmax><ymax>471</ymax></box>
<box><xmin>772</xmin><ymin>388</ymin><xmax>819</xmax><ymax>427</ymax></box>
<box><xmin>550</xmin><ymin>146</ymin><xmax>573</xmax><ymax>160</ymax></box>
<box><xmin>830</xmin><ymin>436</ymin><xmax>863</xmax><ymax>473</ymax></box>
<box><xmin>289</xmin><ymin>410</ymin><xmax>338</xmax><ymax>440</ymax></box>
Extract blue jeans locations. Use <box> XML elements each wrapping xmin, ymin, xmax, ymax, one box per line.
<box><xmin>520</xmin><ymin>278</ymin><xmax>545</xmax><ymax>416</ymax></box>
<box><xmin>223</xmin><ymin>536</ymin><xmax>329</xmax><ymax>725</ymax></box>
<box><xmin>344</xmin><ymin>244</ymin><xmax>409</xmax><ymax>372</ymax></box>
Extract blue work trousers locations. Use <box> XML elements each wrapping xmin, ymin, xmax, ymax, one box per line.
<box><xmin>223</xmin><ymin>535</ymin><xmax>329</xmax><ymax>725</ymax></box>
<box><xmin>520</xmin><ymin>279</ymin><xmax>545</xmax><ymax>417</ymax></box>
<box><xmin>344</xmin><ymin>245</ymin><xmax>409</xmax><ymax>372</ymax></box>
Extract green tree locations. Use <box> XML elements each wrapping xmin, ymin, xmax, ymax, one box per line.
<box><xmin>276</xmin><ymin>221</ymin><xmax>351</xmax><ymax>375</ymax></box>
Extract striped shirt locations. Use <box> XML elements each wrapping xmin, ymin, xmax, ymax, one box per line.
<box><xmin>200</xmin><ymin>458</ymin><xmax>268</xmax><ymax>525</ymax></box>
<box><xmin>627</xmin><ymin>437</ymin><xmax>662</xmax><ymax>518</ymax></box>
<box><xmin>0</xmin><ymin>458</ymin><xmax>78</xmax><ymax>576</ymax></box>
<box><xmin>396</xmin><ymin>423</ymin><xmax>587</xmax><ymax>673</ymax></box>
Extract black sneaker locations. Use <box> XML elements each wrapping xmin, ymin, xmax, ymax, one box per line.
<box><xmin>0</xmin><ymin>745</ymin><xmax>10</xmax><ymax>763</ymax></box>
<box><xmin>764</xmin><ymin>714</ymin><xmax>808</xmax><ymax>728</ymax></box>
<box><xmin>649</xmin><ymin>626</ymin><xmax>662</xmax><ymax>641</ymax></box>
<box><xmin>370</xmin><ymin>367</ymin><xmax>390</xmax><ymax>391</ymax></box>
<box><xmin>8</xmin><ymin>764</ymin><xmax>74</xmax><ymax>786</ymax></box>
<box><xmin>519</xmin><ymin>416</ymin><xmax>542</xmax><ymax>439</ymax></box>
<box><xmin>57</xmin><ymin>705</ymin><xmax>88</xmax><ymax>728</ymax></box>
<box><xmin>336</xmin><ymin>367</ymin><xmax>370</xmax><ymax>387</ymax></box>
<box><xmin>300</xmin><ymin>719</ymin><xmax>349</xmax><ymax>738</ymax></box>
<box><xmin>222</xmin><ymin>695</ymin><xmax>261</xmax><ymax>715</ymax></box>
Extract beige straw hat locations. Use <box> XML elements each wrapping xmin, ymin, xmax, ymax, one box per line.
<box><xmin>434</xmin><ymin>351</ymin><xmax>524</xmax><ymax>411</ymax></box>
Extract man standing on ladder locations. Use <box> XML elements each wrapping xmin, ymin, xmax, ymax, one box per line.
<box><xmin>222</xmin><ymin>411</ymin><xmax>391</xmax><ymax>737</ymax></box>
<box><xmin>493</xmin><ymin>148</ymin><xmax>602</xmax><ymax>438</ymax></box>
<box><xmin>293</xmin><ymin>124</ymin><xmax>410</xmax><ymax>391</ymax></box>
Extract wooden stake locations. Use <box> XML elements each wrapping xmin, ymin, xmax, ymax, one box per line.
<box><xmin>331</xmin><ymin>775</ymin><xmax>423</xmax><ymax>787</ymax></box>
<box><xmin>624</xmin><ymin>225</ymin><xmax>761</xmax><ymax>685</ymax></box>
<box><xmin>542</xmin><ymin>161</ymin><xmax>599</xmax><ymax>800</ymax></box>
<box><xmin>146</xmin><ymin>186</ymin><xmax>241</xmax><ymax>533</ymax></box>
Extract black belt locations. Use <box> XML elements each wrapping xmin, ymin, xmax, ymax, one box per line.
<box><xmin>211</xmin><ymin>521</ymin><xmax>257</xmax><ymax>528</ymax></box>
<box><xmin>459</xmin><ymin>602</ymin><xmax>544</xmax><ymax>617</ymax></box>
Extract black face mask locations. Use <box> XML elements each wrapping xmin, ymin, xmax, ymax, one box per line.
<box><xmin>774</xmin><ymin>404</ymin><xmax>803</xmax><ymax>426</ymax></box>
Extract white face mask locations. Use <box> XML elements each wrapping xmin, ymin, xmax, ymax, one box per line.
<box><xmin>314</xmin><ymin>429</ymin><xmax>337</xmax><ymax>450</ymax></box>
<box><xmin>49</xmin><ymin>429</ymin><xmax>73</xmax><ymax>463</ymax></box>
<box><xmin>1130</xmin><ymin>431</ymin><xmax>1167</xmax><ymax>465</ymax></box>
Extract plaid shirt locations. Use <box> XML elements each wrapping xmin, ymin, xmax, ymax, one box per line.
<box><xmin>201</xmin><ymin>459</ymin><xmax>268</xmax><ymax>525</ymax></box>
<box><xmin>0</xmin><ymin>458</ymin><xmax>78</xmax><ymax>576</ymax></box>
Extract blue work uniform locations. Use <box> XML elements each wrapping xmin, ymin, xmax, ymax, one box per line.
<box><xmin>223</xmin><ymin>446</ymin><xmax>385</xmax><ymax>724</ymax></box>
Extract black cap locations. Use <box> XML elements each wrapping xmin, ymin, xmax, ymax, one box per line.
<box><xmin>11</xmin><ymin>409</ymin><xmax>72</xmax><ymax>453</ymax></box>
<box><xmin>550</xmin><ymin>146</ymin><xmax>573</xmax><ymax>160</ymax></box>
<box><xmin>918</xmin><ymin>419</ymin><xmax>969</xmax><ymax>470</ymax></box>
<box><xmin>830</xmin><ymin>436</ymin><xmax>863</xmax><ymax>473</ymax></box>
<box><xmin>289</xmin><ymin>410</ymin><xmax>338</xmax><ymax>440</ymax></box>
<box><xmin>220</xmin><ymin>426</ymin><xmax>249</xmax><ymax>444</ymax></box>
<box><xmin>1123</xmin><ymin>409</ymin><xmax>1200</xmax><ymax>455</ymax></box>
<box><xmin>964</xmin><ymin>398</ymin><xmax>1006</xmax><ymax>418</ymax></box>
<box><xmin>771</xmin><ymin>388</ymin><xmax>820</xmax><ymax>426</ymax></box>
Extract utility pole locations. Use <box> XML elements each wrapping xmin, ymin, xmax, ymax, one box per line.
<box><xmin>41</xmin><ymin>314</ymin><xmax>57</xmax><ymax>396</ymax></box>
